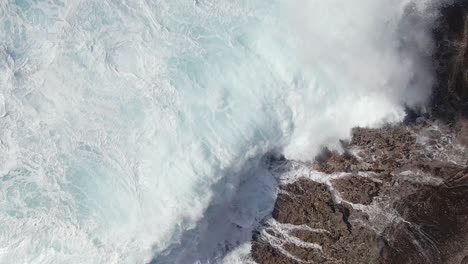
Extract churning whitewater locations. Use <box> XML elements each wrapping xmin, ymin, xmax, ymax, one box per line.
<box><xmin>0</xmin><ymin>0</ymin><xmax>441</xmax><ymax>263</ymax></box>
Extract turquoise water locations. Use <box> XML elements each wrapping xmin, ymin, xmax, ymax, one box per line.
<box><xmin>0</xmin><ymin>0</ymin><xmax>439</xmax><ymax>263</ymax></box>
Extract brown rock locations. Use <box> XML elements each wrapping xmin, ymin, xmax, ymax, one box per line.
<box><xmin>332</xmin><ymin>176</ymin><xmax>382</xmax><ymax>205</ymax></box>
<box><xmin>459</xmin><ymin>119</ymin><xmax>468</xmax><ymax>146</ymax></box>
<box><xmin>252</xmin><ymin>162</ymin><xmax>468</xmax><ymax>264</ymax></box>
<box><xmin>252</xmin><ymin>179</ymin><xmax>383</xmax><ymax>264</ymax></box>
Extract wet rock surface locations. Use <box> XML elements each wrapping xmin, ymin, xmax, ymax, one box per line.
<box><xmin>251</xmin><ymin>2</ymin><xmax>468</xmax><ymax>262</ymax></box>
<box><xmin>252</xmin><ymin>123</ymin><xmax>468</xmax><ymax>263</ymax></box>
<box><xmin>252</xmin><ymin>122</ymin><xmax>468</xmax><ymax>263</ymax></box>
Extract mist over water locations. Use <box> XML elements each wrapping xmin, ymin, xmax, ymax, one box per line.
<box><xmin>0</xmin><ymin>0</ymin><xmax>443</xmax><ymax>263</ymax></box>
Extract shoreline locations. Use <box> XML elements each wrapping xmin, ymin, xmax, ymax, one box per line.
<box><xmin>251</xmin><ymin>1</ymin><xmax>468</xmax><ymax>263</ymax></box>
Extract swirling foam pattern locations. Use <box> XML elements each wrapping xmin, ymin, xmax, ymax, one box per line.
<box><xmin>0</xmin><ymin>0</ymin><xmax>438</xmax><ymax>263</ymax></box>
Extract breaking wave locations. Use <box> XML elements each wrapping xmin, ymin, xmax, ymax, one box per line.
<box><xmin>0</xmin><ymin>0</ymin><xmax>444</xmax><ymax>263</ymax></box>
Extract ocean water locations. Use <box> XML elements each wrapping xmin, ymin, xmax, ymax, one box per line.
<box><xmin>0</xmin><ymin>0</ymin><xmax>441</xmax><ymax>263</ymax></box>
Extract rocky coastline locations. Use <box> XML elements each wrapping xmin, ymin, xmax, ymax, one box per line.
<box><xmin>251</xmin><ymin>1</ymin><xmax>468</xmax><ymax>263</ymax></box>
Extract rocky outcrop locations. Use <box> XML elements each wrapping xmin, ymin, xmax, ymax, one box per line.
<box><xmin>252</xmin><ymin>122</ymin><xmax>468</xmax><ymax>264</ymax></box>
<box><xmin>252</xmin><ymin>178</ymin><xmax>383</xmax><ymax>264</ymax></box>
<box><xmin>251</xmin><ymin>2</ymin><xmax>468</xmax><ymax>263</ymax></box>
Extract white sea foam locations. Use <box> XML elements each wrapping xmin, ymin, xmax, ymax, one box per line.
<box><xmin>0</xmin><ymin>0</ymin><xmax>445</xmax><ymax>263</ymax></box>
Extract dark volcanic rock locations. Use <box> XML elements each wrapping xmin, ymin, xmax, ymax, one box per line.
<box><xmin>432</xmin><ymin>0</ymin><xmax>468</xmax><ymax>119</ymax></box>
<box><xmin>331</xmin><ymin>176</ymin><xmax>381</xmax><ymax>205</ymax></box>
<box><xmin>379</xmin><ymin>165</ymin><xmax>468</xmax><ymax>264</ymax></box>
<box><xmin>252</xmin><ymin>122</ymin><xmax>468</xmax><ymax>263</ymax></box>
<box><xmin>314</xmin><ymin>150</ymin><xmax>360</xmax><ymax>174</ymax></box>
<box><xmin>459</xmin><ymin>119</ymin><xmax>468</xmax><ymax>146</ymax></box>
<box><xmin>252</xmin><ymin>157</ymin><xmax>468</xmax><ymax>263</ymax></box>
<box><xmin>252</xmin><ymin>179</ymin><xmax>383</xmax><ymax>264</ymax></box>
